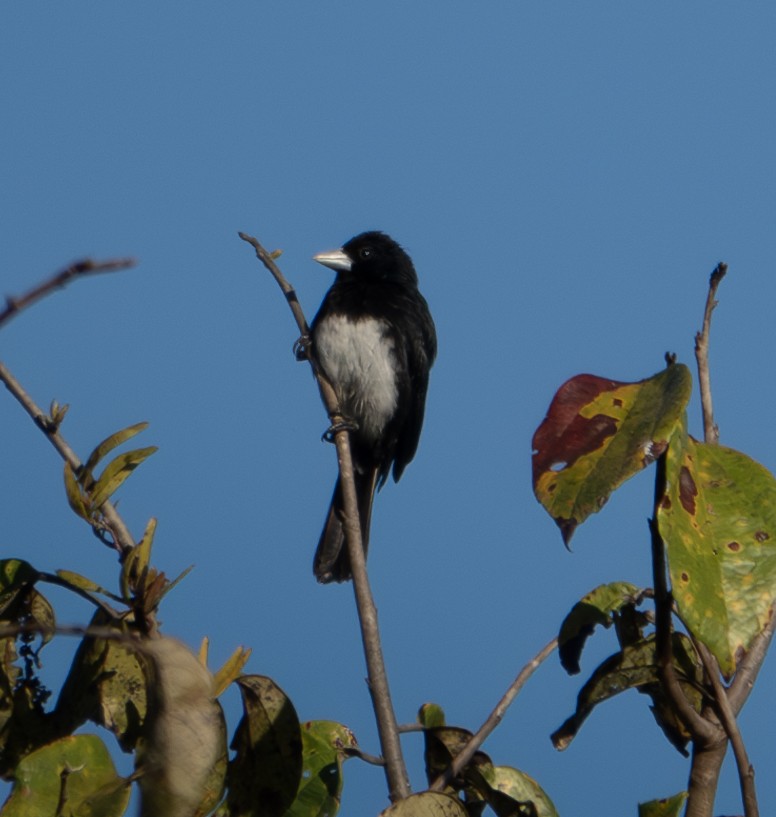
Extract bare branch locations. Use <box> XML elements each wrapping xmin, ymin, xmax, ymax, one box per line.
<box><xmin>695</xmin><ymin>640</ymin><xmax>759</xmax><ymax>817</ymax></box>
<box><xmin>429</xmin><ymin>637</ymin><xmax>557</xmax><ymax>792</ymax></box>
<box><xmin>343</xmin><ymin>746</ymin><xmax>386</xmax><ymax>766</ymax></box>
<box><xmin>239</xmin><ymin>230</ymin><xmax>411</xmax><ymax>801</ymax></box>
<box><xmin>694</xmin><ymin>262</ymin><xmax>728</xmax><ymax>445</ymax></box>
<box><xmin>0</xmin><ymin>257</ymin><xmax>136</xmax><ymax>330</ymax></box>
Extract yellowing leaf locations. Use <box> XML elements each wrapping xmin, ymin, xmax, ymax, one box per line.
<box><xmin>533</xmin><ymin>365</ymin><xmax>691</xmax><ymax>544</ymax></box>
<box><xmin>82</xmin><ymin>421</ymin><xmax>149</xmax><ymax>486</ymax></box>
<box><xmin>90</xmin><ymin>446</ymin><xmax>157</xmax><ymax>509</ymax></box>
<box><xmin>212</xmin><ymin>646</ymin><xmax>252</xmax><ymax>697</ymax></box>
<box><xmin>659</xmin><ymin>421</ymin><xmax>776</xmax><ymax>677</ymax></box>
<box><xmin>638</xmin><ymin>792</ymin><xmax>688</xmax><ymax>817</ymax></box>
<box><xmin>64</xmin><ymin>461</ymin><xmax>90</xmax><ymax>521</ymax></box>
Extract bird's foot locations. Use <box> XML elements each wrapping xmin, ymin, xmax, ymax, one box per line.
<box><xmin>322</xmin><ymin>417</ymin><xmax>359</xmax><ymax>443</ymax></box>
<box><xmin>294</xmin><ymin>334</ymin><xmax>311</xmax><ymax>361</ymax></box>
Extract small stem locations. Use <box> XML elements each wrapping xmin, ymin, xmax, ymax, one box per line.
<box><xmin>694</xmin><ymin>262</ymin><xmax>727</xmax><ymax>445</ymax></box>
<box><xmin>429</xmin><ymin>637</ymin><xmax>557</xmax><ymax>792</ymax></box>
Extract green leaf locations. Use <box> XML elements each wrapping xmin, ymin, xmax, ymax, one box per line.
<box><xmin>551</xmin><ymin>634</ymin><xmax>704</xmax><ymax>755</ymax></box>
<box><xmin>638</xmin><ymin>791</ymin><xmax>688</xmax><ymax>817</ymax></box>
<box><xmin>418</xmin><ymin>702</ymin><xmax>447</xmax><ymax>728</ymax></box>
<box><xmin>55</xmin><ymin>612</ymin><xmax>147</xmax><ymax>751</ymax></box>
<box><xmin>89</xmin><ymin>446</ymin><xmax>158</xmax><ymax>509</ymax></box>
<box><xmin>0</xmin><ymin>734</ymin><xmax>129</xmax><ymax>817</ymax></box>
<box><xmin>423</xmin><ymin>726</ymin><xmax>491</xmax><ymax>790</ymax></box>
<box><xmin>82</xmin><ymin>421</ymin><xmax>149</xmax><ymax>486</ymax></box>
<box><xmin>0</xmin><ymin>638</ymin><xmax>20</xmax><ymax>750</ymax></box>
<box><xmin>558</xmin><ymin>582</ymin><xmax>643</xmax><ymax>674</ymax></box>
<box><xmin>121</xmin><ymin>517</ymin><xmax>157</xmax><ymax>600</ymax></box>
<box><xmin>379</xmin><ymin>792</ymin><xmax>469</xmax><ymax>817</ymax></box>
<box><xmin>283</xmin><ymin>720</ymin><xmax>357</xmax><ymax>817</ymax></box>
<box><xmin>27</xmin><ymin>590</ymin><xmax>55</xmax><ymax>646</ymax></box>
<box><xmin>533</xmin><ymin>364</ymin><xmax>692</xmax><ymax>544</ymax></box>
<box><xmin>659</xmin><ymin>420</ymin><xmax>776</xmax><ymax>677</ymax></box>
<box><xmin>64</xmin><ymin>461</ymin><xmax>92</xmax><ymax>520</ymax></box>
<box><xmin>227</xmin><ymin>675</ymin><xmax>303</xmax><ymax>817</ymax></box>
<box><xmin>0</xmin><ymin>560</ymin><xmax>37</xmax><ymax>617</ymax></box>
<box><xmin>469</xmin><ymin>765</ymin><xmax>557</xmax><ymax>817</ymax></box>
<box><xmin>55</xmin><ymin>569</ymin><xmax>122</xmax><ymax>603</ymax></box>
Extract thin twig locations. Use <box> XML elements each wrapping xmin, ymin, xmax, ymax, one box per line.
<box><xmin>694</xmin><ymin>262</ymin><xmax>727</xmax><ymax>445</ymax></box>
<box><xmin>343</xmin><ymin>746</ymin><xmax>386</xmax><ymax>766</ymax></box>
<box><xmin>239</xmin><ymin>230</ymin><xmax>411</xmax><ymax>801</ymax></box>
<box><xmin>695</xmin><ymin>641</ymin><xmax>758</xmax><ymax>817</ymax></box>
<box><xmin>429</xmin><ymin>637</ymin><xmax>557</xmax><ymax>792</ymax></box>
<box><xmin>0</xmin><ymin>359</ymin><xmax>136</xmax><ymax>555</ymax></box>
<box><xmin>0</xmin><ymin>257</ymin><xmax>136</xmax><ymax>330</ymax></box>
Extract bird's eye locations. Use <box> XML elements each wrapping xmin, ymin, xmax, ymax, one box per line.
<box><xmin>359</xmin><ymin>247</ymin><xmax>373</xmax><ymax>260</ymax></box>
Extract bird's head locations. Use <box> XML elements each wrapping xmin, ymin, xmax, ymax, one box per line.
<box><xmin>313</xmin><ymin>231</ymin><xmax>418</xmax><ymax>285</ymax></box>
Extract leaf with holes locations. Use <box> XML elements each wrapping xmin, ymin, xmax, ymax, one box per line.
<box><xmin>227</xmin><ymin>675</ymin><xmax>303</xmax><ymax>817</ymax></box>
<box><xmin>533</xmin><ymin>365</ymin><xmax>691</xmax><ymax>544</ymax></box>
<box><xmin>658</xmin><ymin>421</ymin><xmax>776</xmax><ymax>677</ymax></box>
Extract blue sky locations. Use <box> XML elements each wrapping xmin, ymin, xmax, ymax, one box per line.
<box><xmin>2</xmin><ymin>4</ymin><xmax>776</xmax><ymax>815</ymax></box>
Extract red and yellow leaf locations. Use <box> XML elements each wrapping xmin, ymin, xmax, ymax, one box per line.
<box><xmin>533</xmin><ymin>365</ymin><xmax>691</xmax><ymax>544</ymax></box>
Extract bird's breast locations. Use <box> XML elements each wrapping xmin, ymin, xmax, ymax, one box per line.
<box><xmin>313</xmin><ymin>314</ymin><xmax>398</xmax><ymax>442</ymax></box>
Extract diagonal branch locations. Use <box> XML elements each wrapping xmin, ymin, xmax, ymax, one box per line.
<box><xmin>695</xmin><ymin>640</ymin><xmax>758</xmax><ymax>817</ymax></box>
<box><xmin>239</xmin><ymin>230</ymin><xmax>411</xmax><ymax>801</ymax></box>
<box><xmin>429</xmin><ymin>637</ymin><xmax>557</xmax><ymax>792</ymax></box>
<box><xmin>0</xmin><ymin>257</ymin><xmax>136</xmax><ymax>330</ymax></box>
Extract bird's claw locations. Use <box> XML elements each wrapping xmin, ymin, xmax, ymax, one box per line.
<box><xmin>294</xmin><ymin>334</ymin><xmax>311</xmax><ymax>361</ymax></box>
<box><xmin>322</xmin><ymin>418</ymin><xmax>359</xmax><ymax>443</ymax></box>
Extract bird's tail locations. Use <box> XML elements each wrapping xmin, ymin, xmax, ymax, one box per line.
<box><xmin>313</xmin><ymin>469</ymin><xmax>377</xmax><ymax>583</ymax></box>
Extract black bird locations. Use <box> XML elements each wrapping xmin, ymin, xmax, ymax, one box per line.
<box><xmin>310</xmin><ymin>231</ymin><xmax>437</xmax><ymax>583</ymax></box>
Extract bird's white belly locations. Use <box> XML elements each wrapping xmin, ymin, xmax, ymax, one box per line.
<box><xmin>314</xmin><ymin>315</ymin><xmax>398</xmax><ymax>441</ymax></box>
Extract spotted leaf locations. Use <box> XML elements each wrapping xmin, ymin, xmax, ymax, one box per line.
<box><xmin>533</xmin><ymin>365</ymin><xmax>692</xmax><ymax>544</ymax></box>
<box><xmin>658</xmin><ymin>420</ymin><xmax>776</xmax><ymax>677</ymax></box>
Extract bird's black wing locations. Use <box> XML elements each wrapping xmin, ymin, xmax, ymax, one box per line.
<box><xmin>391</xmin><ymin>290</ymin><xmax>437</xmax><ymax>482</ymax></box>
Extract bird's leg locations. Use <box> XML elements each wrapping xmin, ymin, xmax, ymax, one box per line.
<box><xmin>322</xmin><ymin>415</ymin><xmax>359</xmax><ymax>443</ymax></box>
<box><xmin>294</xmin><ymin>333</ymin><xmax>311</xmax><ymax>361</ymax></box>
